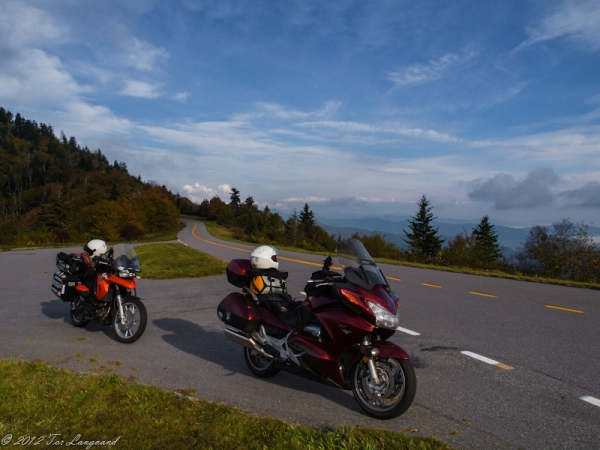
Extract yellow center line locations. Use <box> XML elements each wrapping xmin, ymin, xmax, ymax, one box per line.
<box><xmin>545</xmin><ymin>305</ymin><xmax>584</xmax><ymax>314</ymax></box>
<box><xmin>470</xmin><ymin>291</ymin><xmax>499</xmax><ymax>298</ymax></box>
<box><xmin>388</xmin><ymin>276</ymin><xmax>402</xmax><ymax>282</ymax></box>
<box><xmin>495</xmin><ymin>362</ymin><xmax>514</xmax><ymax>371</ymax></box>
<box><xmin>191</xmin><ymin>222</ymin><xmax>338</xmax><ymax>269</ymax></box>
<box><xmin>422</xmin><ymin>283</ymin><xmax>442</xmax><ymax>288</ymax></box>
<box><xmin>192</xmin><ymin>222</ymin><xmax>252</xmax><ymax>252</ymax></box>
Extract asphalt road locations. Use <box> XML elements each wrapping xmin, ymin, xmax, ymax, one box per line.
<box><xmin>0</xmin><ymin>218</ymin><xmax>598</xmax><ymax>449</ymax></box>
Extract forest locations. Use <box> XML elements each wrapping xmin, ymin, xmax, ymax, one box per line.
<box><xmin>0</xmin><ymin>107</ymin><xmax>186</xmax><ymax>246</ymax></box>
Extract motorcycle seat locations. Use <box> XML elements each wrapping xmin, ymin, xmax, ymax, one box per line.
<box><xmin>258</xmin><ymin>294</ymin><xmax>305</xmax><ymax>328</ymax></box>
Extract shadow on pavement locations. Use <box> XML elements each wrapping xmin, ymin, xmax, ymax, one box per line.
<box><xmin>40</xmin><ymin>299</ymin><xmax>115</xmax><ymax>340</ymax></box>
<box><xmin>153</xmin><ymin>317</ymin><xmax>360</xmax><ymax>415</ymax></box>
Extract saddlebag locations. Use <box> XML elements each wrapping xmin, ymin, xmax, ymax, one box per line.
<box><xmin>51</xmin><ymin>271</ymin><xmax>82</xmax><ymax>302</ymax></box>
<box><xmin>217</xmin><ymin>292</ymin><xmax>261</xmax><ymax>333</ymax></box>
<box><xmin>56</xmin><ymin>252</ymin><xmax>83</xmax><ymax>275</ymax></box>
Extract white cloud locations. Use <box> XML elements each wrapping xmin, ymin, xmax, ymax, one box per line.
<box><xmin>387</xmin><ymin>46</ymin><xmax>477</xmax><ymax>88</ymax></box>
<box><xmin>297</xmin><ymin>120</ymin><xmax>462</xmax><ymax>143</ymax></box>
<box><xmin>121</xmin><ymin>80</ymin><xmax>162</xmax><ymax>98</ymax></box>
<box><xmin>515</xmin><ymin>0</ymin><xmax>600</xmax><ymax>52</ymax></box>
<box><xmin>0</xmin><ymin>49</ymin><xmax>85</xmax><ymax>105</ymax></box>
<box><xmin>473</xmin><ymin>127</ymin><xmax>600</xmax><ymax>167</ymax></box>
<box><xmin>174</xmin><ymin>91</ymin><xmax>189</xmax><ymax>103</ymax></box>
<box><xmin>0</xmin><ymin>2</ymin><xmax>66</xmax><ymax>49</ymax></box>
<box><xmin>282</xmin><ymin>197</ymin><xmax>329</xmax><ymax>203</ymax></box>
<box><xmin>122</xmin><ymin>37</ymin><xmax>170</xmax><ymax>71</ymax></box>
<box><xmin>182</xmin><ymin>183</ymin><xmax>232</xmax><ymax>202</ymax></box>
<box><xmin>380</xmin><ymin>168</ymin><xmax>421</xmax><ymax>174</ymax></box>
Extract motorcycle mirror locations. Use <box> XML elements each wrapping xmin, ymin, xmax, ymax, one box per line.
<box><xmin>323</xmin><ymin>255</ymin><xmax>332</xmax><ymax>273</ymax></box>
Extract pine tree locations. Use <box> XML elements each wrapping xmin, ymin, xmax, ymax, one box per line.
<box><xmin>472</xmin><ymin>215</ymin><xmax>501</xmax><ymax>265</ymax></box>
<box><xmin>299</xmin><ymin>203</ymin><xmax>315</xmax><ymax>237</ymax></box>
<box><xmin>229</xmin><ymin>187</ymin><xmax>241</xmax><ymax>212</ymax></box>
<box><xmin>403</xmin><ymin>195</ymin><xmax>444</xmax><ymax>257</ymax></box>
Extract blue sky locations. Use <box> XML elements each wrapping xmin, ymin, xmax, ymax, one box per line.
<box><xmin>1</xmin><ymin>0</ymin><xmax>599</xmax><ymax>226</ymax></box>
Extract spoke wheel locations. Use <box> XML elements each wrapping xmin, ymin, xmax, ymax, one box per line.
<box><xmin>70</xmin><ymin>297</ymin><xmax>90</xmax><ymax>328</ymax></box>
<box><xmin>351</xmin><ymin>357</ymin><xmax>416</xmax><ymax>419</ymax></box>
<box><xmin>112</xmin><ymin>298</ymin><xmax>147</xmax><ymax>344</ymax></box>
<box><xmin>243</xmin><ymin>347</ymin><xmax>280</xmax><ymax>378</ymax></box>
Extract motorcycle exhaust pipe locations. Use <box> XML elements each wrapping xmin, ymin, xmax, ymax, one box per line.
<box><xmin>223</xmin><ymin>327</ymin><xmax>275</xmax><ymax>360</ymax></box>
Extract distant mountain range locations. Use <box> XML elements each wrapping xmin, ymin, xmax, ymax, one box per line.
<box><xmin>316</xmin><ymin>216</ymin><xmax>600</xmax><ymax>257</ymax></box>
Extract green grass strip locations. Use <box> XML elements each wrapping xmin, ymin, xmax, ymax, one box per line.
<box><xmin>135</xmin><ymin>243</ymin><xmax>227</xmax><ymax>280</ymax></box>
<box><xmin>0</xmin><ymin>360</ymin><xmax>450</xmax><ymax>450</ymax></box>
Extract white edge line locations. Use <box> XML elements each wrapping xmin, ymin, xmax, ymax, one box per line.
<box><xmin>461</xmin><ymin>351</ymin><xmax>498</xmax><ymax>365</ymax></box>
<box><xmin>581</xmin><ymin>396</ymin><xmax>600</xmax><ymax>408</ymax></box>
<box><xmin>397</xmin><ymin>326</ymin><xmax>420</xmax><ymax>336</ymax></box>
<box><xmin>178</xmin><ymin>239</ymin><xmax>188</xmax><ymax>246</ymax></box>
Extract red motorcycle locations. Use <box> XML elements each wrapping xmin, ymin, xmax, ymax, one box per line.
<box><xmin>217</xmin><ymin>238</ymin><xmax>416</xmax><ymax>419</ymax></box>
<box><xmin>51</xmin><ymin>244</ymin><xmax>147</xmax><ymax>343</ymax></box>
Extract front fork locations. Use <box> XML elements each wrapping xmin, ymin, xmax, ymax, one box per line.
<box><xmin>115</xmin><ymin>286</ymin><xmax>126</xmax><ymax>325</ymax></box>
<box><xmin>361</xmin><ymin>336</ymin><xmax>382</xmax><ymax>385</ymax></box>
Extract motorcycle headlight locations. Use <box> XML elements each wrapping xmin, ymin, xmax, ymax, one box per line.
<box><xmin>118</xmin><ymin>270</ymin><xmax>135</xmax><ymax>278</ymax></box>
<box><xmin>367</xmin><ymin>301</ymin><xmax>399</xmax><ymax>329</ymax></box>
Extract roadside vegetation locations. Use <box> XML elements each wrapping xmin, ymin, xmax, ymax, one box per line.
<box><xmin>0</xmin><ymin>360</ymin><xmax>451</xmax><ymax>450</ymax></box>
<box><xmin>136</xmin><ymin>243</ymin><xmax>227</xmax><ymax>279</ymax></box>
<box><xmin>197</xmin><ymin>194</ymin><xmax>600</xmax><ymax>289</ymax></box>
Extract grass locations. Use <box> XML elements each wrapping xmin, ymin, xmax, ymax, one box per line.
<box><xmin>135</xmin><ymin>243</ymin><xmax>227</xmax><ymax>279</ymax></box>
<box><xmin>0</xmin><ymin>359</ymin><xmax>451</xmax><ymax>450</ymax></box>
<box><xmin>375</xmin><ymin>257</ymin><xmax>600</xmax><ymax>290</ymax></box>
<box><xmin>200</xmin><ymin>218</ymin><xmax>331</xmax><ymax>256</ymax></box>
<box><xmin>199</xmin><ymin>218</ymin><xmax>600</xmax><ymax>291</ymax></box>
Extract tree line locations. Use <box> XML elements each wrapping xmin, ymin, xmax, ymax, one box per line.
<box><xmin>0</xmin><ymin>107</ymin><xmax>182</xmax><ymax>246</ymax></box>
<box><xmin>354</xmin><ymin>195</ymin><xmax>599</xmax><ymax>284</ymax></box>
<box><xmin>196</xmin><ymin>188</ymin><xmax>336</xmax><ymax>252</ymax></box>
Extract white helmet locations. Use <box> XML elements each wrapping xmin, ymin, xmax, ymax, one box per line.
<box><xmin>84</xmin><ymin>239</ymin><xmax>108</xmax><ymax>257</ymax></box>
<box><xmin>250</xmin><ymin>245</ymin><xmax>279</xmax><ymax>270</ymax></box>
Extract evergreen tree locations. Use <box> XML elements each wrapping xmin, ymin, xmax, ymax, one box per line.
<box><xmin>472</xmin><ymin>215</ymin><xmax>501</xmax><ymax>265</ymax></box>
<box><xmin>299</xmin><ymin>203</ymin><xmax>315</xmax><ymax>237</ymax></box>
<box><xmin>229</xmin><ymin>187</ymin><xmax>241</xmax><ymax>211</ymax></box>
<box><xmin>402</xmin><ymin>195</ymin><xmax>444</xmax><ymax>257</ymax></box>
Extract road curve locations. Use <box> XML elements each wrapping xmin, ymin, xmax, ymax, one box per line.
<box><xmin>0</xmin><ymin>219</ymin><xmax>598</xmax><ymax>449</ymax></box>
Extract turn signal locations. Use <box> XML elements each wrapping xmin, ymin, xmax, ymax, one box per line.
<box><xmin>339</xmin><ymin>288</ymin><xmax>364</xmax><ymax>308</ymax></box>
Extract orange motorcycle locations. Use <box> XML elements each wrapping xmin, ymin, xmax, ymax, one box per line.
<box><xmin>52</xmin><ymin>244</ymin><xmax>147</xmax><ymax>343</ymax></box>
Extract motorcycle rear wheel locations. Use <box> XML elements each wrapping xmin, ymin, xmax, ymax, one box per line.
<box><xmin>70</xmin><ymin>297</ymin><xmax>90</xmax><ymax>328</ymax></box>
<box><xmin>112</xmin><ymin>298</ymin><xmax>147</xmax><ymax>344</ymax></box>
<box><xmin>243</xmin><ymin>347</ymin><xmax>280</xmax><ymax>378</ymax></box>
<box><xmin>351</xmin><ymin>357</ymin><xmax>416</xmax><ymax>419</ymax></box>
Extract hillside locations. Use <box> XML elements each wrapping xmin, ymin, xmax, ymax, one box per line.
<box><xmin>0</xmin><ymin>107</ymin><xmax>196</xmax><ymax>246</ymax></box>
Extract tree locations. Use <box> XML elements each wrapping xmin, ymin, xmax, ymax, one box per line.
<box><xmin>472</xmin><ymin>215</ymin><xmax>501</xmax><ymax>265</ymax></box>
<box><xmin>442</xmin><ymin>230</ymin><xmax>478</xmax><ymax>268</ymax></box>
<box><xmin>230</xmin><ymin>187</ymin><xmax>241</xmax><ymax>212</ymax></box>
<box><xmin>403</xmin><ymin>195</ymin><xmax>444</xmax><ymax>258</ymax></box>
<box><xmin>516</xmin><ymin>218</ymin><xmax>599</xmax><ymax>282</ymax></box>
<box><xmin>299</xmin><ymin>203</ymin><xmax>315</xmax><ymax>237</ymax></box>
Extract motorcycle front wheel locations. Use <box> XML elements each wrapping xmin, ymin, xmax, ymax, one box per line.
<box><xmin>70</xmin><ymin>297</ymin><xmax>90</xmax><ymax>328</ymax></box>
<box><xmin>112</xmin><ymin>298</ymin><xmax>147</xmax><ymax>344</ymax></box>
<box><xmin>351</xmin><ymin>357</ymin><xmax>416</xmax><ymax>419</ymax></box>
<box><xmin>243</xmin><ymin>347</ymin><xmax>280</xmax><ymax>378</ymax></box>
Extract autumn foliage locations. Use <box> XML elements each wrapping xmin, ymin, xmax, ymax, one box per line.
<box><xmin>0</xmin><ymin>107</ymin><xmax>180</xmax><ymax>246</ymax></box>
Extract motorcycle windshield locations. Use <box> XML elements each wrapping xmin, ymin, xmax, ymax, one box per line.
<box><xmin>336</xmin><ymin>238</ymin><xmax>387</xmax><ymax>287</ymax></box>
<box><xmin>112</xmin><ymin>244</ymin><xmax>141</xmax><ymax>273</ymax></box>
